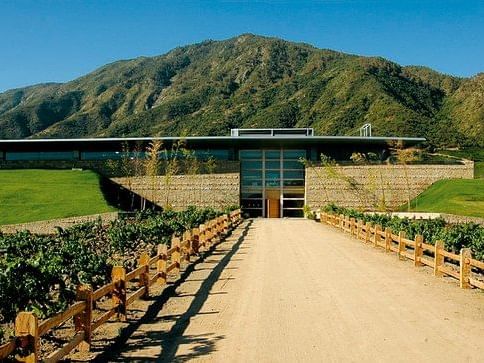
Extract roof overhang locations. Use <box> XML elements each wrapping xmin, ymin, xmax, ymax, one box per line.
<box><xmin>0</xmin><ymin>135</ymin><xmax>426</xmax><ymax>149</ymax></box>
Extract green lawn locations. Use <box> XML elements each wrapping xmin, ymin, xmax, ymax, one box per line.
<box><xmin>0</xmin><ymin>169</ymin><xmax>118</xmax><ymax>225</ymax></box>
<box><xmin>404</xmin><ymin>179</ymin><xmax>484</xmax><ymax>218</ymax></box>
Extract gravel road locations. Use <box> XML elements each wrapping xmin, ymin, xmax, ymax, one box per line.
<box><xmin>108</xmin><ymin>218</ymin><xmax>484</xmax><ymax>362</ymax></box>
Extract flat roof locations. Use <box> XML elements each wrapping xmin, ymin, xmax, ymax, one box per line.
<box><xmin>0</xmin><ymin>135</ymin><xmax>425</xmax><ymax>144</ymax></box>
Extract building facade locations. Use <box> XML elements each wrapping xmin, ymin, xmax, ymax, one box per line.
<box><xmin>0</xmin><ymin>129</ymin><xmax>473</xmax><ymax>217</ymax></box>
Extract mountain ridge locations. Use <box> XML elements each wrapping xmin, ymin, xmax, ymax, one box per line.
<box><xmin>0</xmin><ymin>34</ymin><xmax>482</xmax><ymax>146</ymax></box>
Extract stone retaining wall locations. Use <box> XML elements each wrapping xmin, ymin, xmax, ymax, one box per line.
<box><xmin>112</xmin><ymin>172</ymin><xmax>240</xmax><ymax>210</ymax></box>
<box><xmin>306</xmin><ymin>162</ymin><xmax>474</xmax><ymax>210</ymax></box>
<box><xmin>368</xmin><ymin>212</ymin><xmax>483</xmax><ymax>226</ymax></box>
<box><xmin>441</xmin><ymin>213</ymin><xmax>484</xmax><ymax>226</ymax></box>
<box><xmin>0</xmin><ymin>212</ymin><xmax>119</xmax><ymax>234</ymax></box>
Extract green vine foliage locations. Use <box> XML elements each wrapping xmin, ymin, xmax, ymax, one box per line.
<box><xmin>0</xmin><ymin>206</ymin><xmax>237</xmax><ymax>338</ymax></box>
<box><xmin>323</xmin><ymin>204</ymin><xmax>484</xmax><ymax>260</ymax></box>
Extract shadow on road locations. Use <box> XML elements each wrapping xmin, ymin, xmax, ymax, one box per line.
<box><xmin>93</xmin><ymin>219</ymin><xmax>253</xmax><ymax>362</ymax></box>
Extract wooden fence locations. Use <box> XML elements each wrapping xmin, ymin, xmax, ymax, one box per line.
<box><xmin>320</xmin><ymin>212</ymin><xmax>484</xmax><ymax>290</ymax></box>
<box><xmin>0</xmin><ymin>209</ymin><xmax>243</xmax><ymax>362</ymax></box>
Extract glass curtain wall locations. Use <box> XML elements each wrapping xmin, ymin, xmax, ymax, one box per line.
<box><xmin>240</xmin><ymin>149</ymin><xmax>306</xmax><ymax>217</ymax></box>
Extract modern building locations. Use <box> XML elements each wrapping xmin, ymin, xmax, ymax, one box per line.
<box><xmin>0</xmin><ymin>129</ymin><xmax>472</xmax><ymax>217</ymax></box>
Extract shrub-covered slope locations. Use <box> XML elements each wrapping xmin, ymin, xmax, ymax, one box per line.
<box><xmin>0</xmin><ymin>34</ymin><xmax>482</xmax><ymax>146</ymax></box>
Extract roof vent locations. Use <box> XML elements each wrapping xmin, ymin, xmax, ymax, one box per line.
<box><xmin>231</xmin><ymin>128</ymin><xmax>314</xmax><ymax>137</ymax></box>
<box><xmin>359</xmin><ymin>123</ymin><xmax>372</xmax><ymax>137</ymax></box>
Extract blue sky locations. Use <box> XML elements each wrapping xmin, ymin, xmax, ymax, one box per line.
<box><xmin>0</xmin><ymin>0</ymin><xmax>483</xmax><ymax>92</ymax></box>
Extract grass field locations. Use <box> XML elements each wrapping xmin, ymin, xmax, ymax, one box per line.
<box><xmin>0</xmin><ymin>169</ymin><xmax>118</xmax><ymax>225</ymax></box>
<box><xmin>405</xmin><ymin>179</ymin><xmax>484</xmax><ymax>218</ymax></box>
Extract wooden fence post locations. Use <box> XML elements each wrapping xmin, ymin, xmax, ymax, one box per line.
<box><xmin>223</xmin><ymin>214</ymin><xmax>229</xmax><ymax>234</ymax></box>
<box><xmin>434</xmin><ymin>240</ymin><xmax>444</xmax><ymax>277</ymax></box>
<box><xmin>219</xmin><ymin>217</ymin><xmax>224</xmax><ymax>236</ymax></box>
<box><xmin>172</xmin><ymin>237</ymin><xmax>181</xmax><ymax>278</ymax></box>
<box><xmin>212</xmin><ymin>220</ymin><xmax>217</xmax><ymax>241</ymax></box>
<box><xmin>215</xmin><ymin>217</ymin><xmax>221</xmax><ymax>239</ymax></box>
<box><xmin>214</xmin><ymin>219</ymin><xmax>219</xmax><ymax>240</ymax></box>
<box><xmin>350</xmin><ymin>218</ymin><xmax>355</xmax><ymax>236</ymax></box>
<box><xmin>199</xmin><ymin>224</ymin><xmax>206</xmax><ymax>249</ymax></box>
<box><xmin>112</xmin><ymin>266</ymin><xmax>127</xmax><ymax>321</ymax></box>
<box><xmin>208</xmin><ymin>221</ymin><xmax>213</xmax><ymax>245</ymax></box>
<box><xmin>398</xmin><ymin>231</ymin><xmax>406</xmax><ymax>260</ymax></box>
<box><xmin>460</xmin><ymin>248</ymin><xmax>471</xmax><ymax>289</ymax></box>
<box><xmin>385</xmin><ymin>228</ymin><xmax>392</xmax><ymax>252</ymax></box>
<box><xmin>15</xmin><ymin>312</ymin><xmax>39</xmax><ymax>363</ymax></box>
<box><xmin>373</xmin><ymin>225</ymin><xmax>381</xmax><ymax>248</ymax></box>
<box><xmin>339</xmin><ymin>214</ymin><xmax>344</xmax><ymax>229</ymax></box>
<box><xmin>365</xmin><ymin>222</ymin><xmax>371</xmax><ymax>243</ymax></box>
<box><xmin>414</xmin><ymin>235</ymin><xmax>423</xmax><ymax>267</ymax></box>
<box><xmin>138</xmin><ymin>252</ymin><xmax>150</xmax><ymax>299</ymax></box>
<box><xmin>182</xmin><ymin>231</ymin><xmax>191</xmax><ymax>263</ymax></box>
<box><xmin>191</xmin><ymin>228</ymin><xmax>200</xmax><ymax>254</ymax></box>
<box><xmin>157</xmin><ymin>244</ymin><xmax>167</xmax><ymax>285</ymax></box>
<box><xmin>356</xmin><ymin>220</ymin><xmax>362</xmax><ymax>240</ymax></box>
<box><xmin>74</xmin><ymin>284</ymin><xmax>93</xmax><ymax>351</ymax></box>
<box><xmin>210</xmin><ymin>220</ymin><xmax>215</xmax><ymax>244</ymax></box>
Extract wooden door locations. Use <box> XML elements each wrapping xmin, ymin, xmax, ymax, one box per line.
<box><xmin>267</xmin><ymin>198</ymin><xmax>280</xmax><ymax>218</ymax></box>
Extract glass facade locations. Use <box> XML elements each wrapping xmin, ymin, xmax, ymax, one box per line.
<box><xmin>240</xmin><ymin>149</ymin><xmax>306</xmax><ymax>218</ymax></box>
<box><xmin>4</xmin><ymin>149</ymin><xmax>230</xmax><ymax>162</ymax></box>
<box><xmin>6</xmin><ymin>151</ymin><xmax>78</xmax><ymax>161</ymax></box>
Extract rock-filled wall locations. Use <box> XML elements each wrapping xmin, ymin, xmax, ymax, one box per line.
<box><xmin>305</xmin><ymin>162</ymin><xmax>474</xmax><ymax>210</ymax></box>
<box><xmin>111</xmin><ymin>166</ymin><xmax>240</xmax><ymax>210</ymax></box>
<box><xmin>0</xmin><ymin>212</ymin><xmax>119</xmax><ymax>234</ymax></box>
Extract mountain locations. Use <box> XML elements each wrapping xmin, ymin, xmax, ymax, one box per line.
<box><xmin>0</xmin><ymin>34</ymin><xmax>482</xmax><ymax>146</ymax></box>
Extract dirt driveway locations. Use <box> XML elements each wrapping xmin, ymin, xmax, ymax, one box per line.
<box><xmin>101</xmin><ymin>218</ymin><xmax>484</xmax><ymax>362</ymax></box>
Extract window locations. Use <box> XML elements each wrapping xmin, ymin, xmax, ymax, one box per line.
<box><xmin>265</xmin><ymin>150</ymin><xmax>281</xmax><ymax>159</ymax></box>
<box><xmin>283</xmin><ymin>170</ymin><xmax>304</xmax><ymax>179</ymax></box>
<box><xmin>240</xmin><ymin>148</ymin><xmax>306</xmax><ymax>218</ymax></box>
<box><xmin>240</xmin><ymin>150</ymin><xmax>262</xmax><ymax>159</ymax></box>
<box><xmin>283</xmin><ymin>150</ymin><xmax>306</xmax><ymax>159</ymax></box>
<box><xmin>241</xmin><ymin>160</ymin><xmax>262</xmax><ymax>169</ymax></box>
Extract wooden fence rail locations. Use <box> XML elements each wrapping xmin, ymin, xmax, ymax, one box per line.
<box><xmin>0</xmin><ymin>210</ymin><xmax>243</xmax><ymax>362</ymax></box>
<box><xmin>320</xmin><ymin>212</ymin><xmax>484</xmax><ymax>291</ymax></box>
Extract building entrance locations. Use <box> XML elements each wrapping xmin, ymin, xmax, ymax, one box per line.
<box><xmin>240</xmin><ymin>149</ymin><xmax>306</xmax><ymax>218</ymax></box>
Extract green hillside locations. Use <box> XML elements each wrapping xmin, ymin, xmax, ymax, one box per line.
<box><xmin>0</xmin><ymin>170</ymin><xmax>118</xmax><ymax>225</ymax></box>
<box><xmin>0</xmin><ymin>34</ymin><xmax>482</xmax><ymax>146</ymax></box>
<box><xmin>405</xmin><ymin>179</ymin><xmax>484</xmax><ymax>218</ymax></box>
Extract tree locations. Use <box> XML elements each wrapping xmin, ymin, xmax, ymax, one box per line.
<box><xmin>145</xmin><ymin>140</ymin><xmax>163</xmax><ymax>209</ymax></box>
<box><xmin>119</xmin><ymin>141</ymin><xmax>145</xmax><ymax>210</ymax></box>
<box><xmin>161</xmin><ymin>139</ymin><xmax>184</xmax><ymax>209</ymax></box>
<box><xmin>391</xmin><ymin>146</ymin><xmax>421</xmax><ymax>211</ymax></box>
<box><xmin>350</xmin><ymin>152</ymin><xmax>388</xmax><ymax>211</ymax></box>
